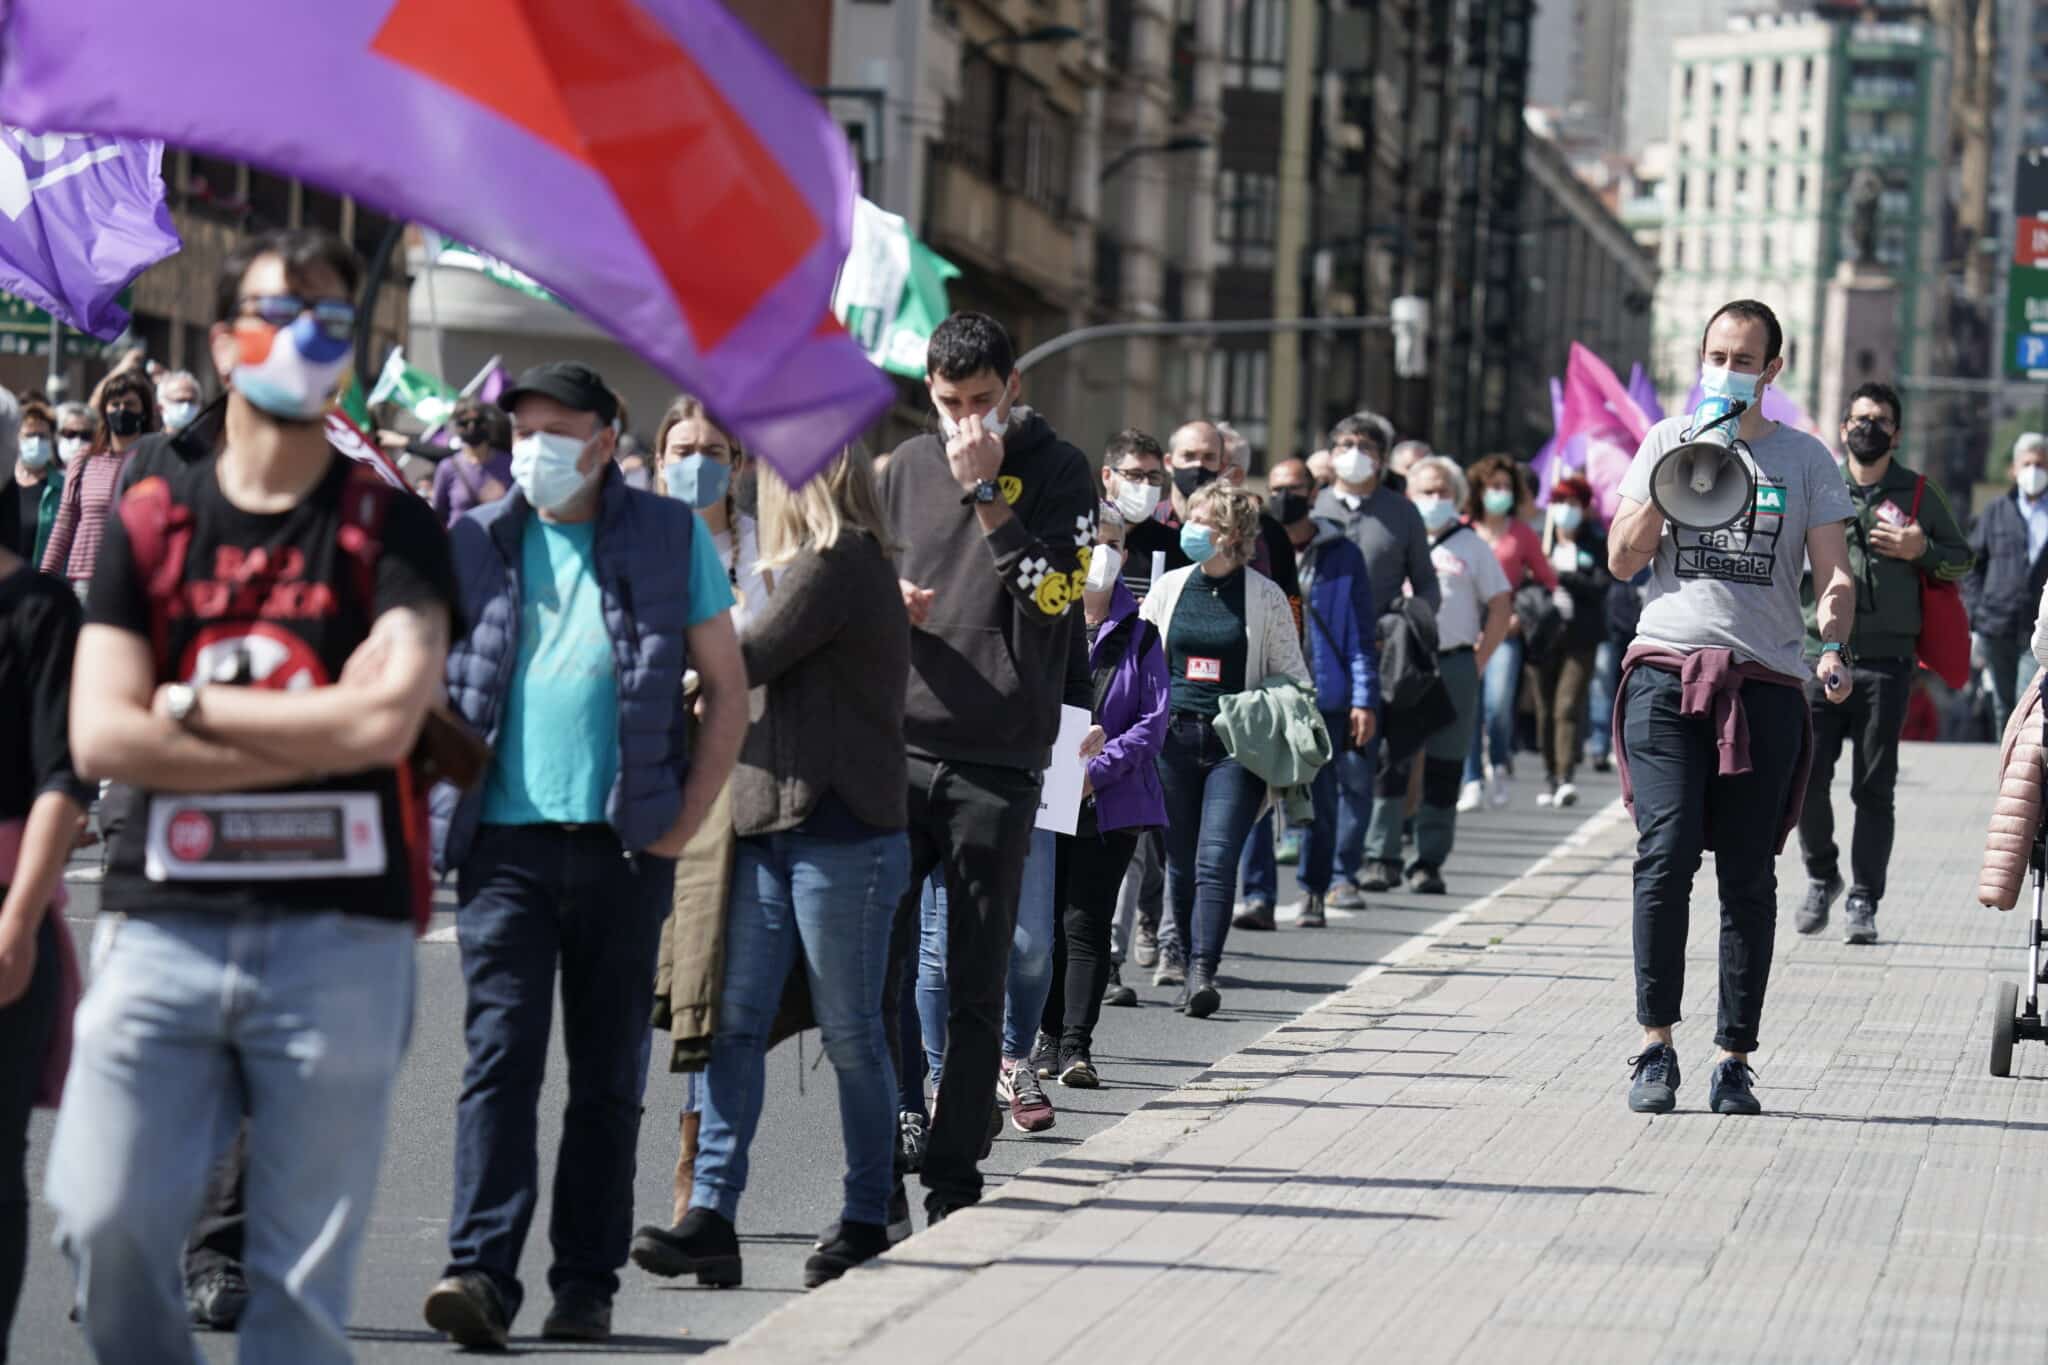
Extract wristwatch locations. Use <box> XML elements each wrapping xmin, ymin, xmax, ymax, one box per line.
<box><xmin>1820</xmin><ymin>641</ymin><xmax>1854</xmax><ymax>669</ymax></box>
<box><xmin>972</xmin><ymin>479</ymin><xmax>999</xmax><ymax>505</ymax></box>
<box><xmin>163</xmin><ymin>683</ymin><xmax>199</xmax><ymax>726</ymax></box>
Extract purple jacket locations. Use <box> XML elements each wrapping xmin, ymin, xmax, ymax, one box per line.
<box><xmin>1086</xmin><ymin>581</ymin><xmax>1169</xmax><ymax>832</ymax></box>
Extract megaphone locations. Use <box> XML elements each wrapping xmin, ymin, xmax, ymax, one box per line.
<box><xmin>1649</xmin><ymin>397</ymin><xmax>1757</xmax><ymax>531</ymax></box>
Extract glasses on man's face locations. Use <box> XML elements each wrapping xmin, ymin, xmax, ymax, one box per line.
<box><xmin>1112</xmin><ymin>466</ymin><xmax>1169</xmax><ymax>488</ymax></box>
<box><xmin>236</xmin><ymin>294</ymin><xmax>358</xmax><ymax>344</ymax></box>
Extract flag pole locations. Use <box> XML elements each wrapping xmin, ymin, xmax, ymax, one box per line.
<box><xmin>420</xmin><ymin>354</ymin><xmax>504</xmax><ymax>444</ymax></box>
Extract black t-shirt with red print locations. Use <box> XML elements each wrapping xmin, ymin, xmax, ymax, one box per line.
<box><xmin>86</xmin><ymin>449</ymin><xmax>458</xmax><ymax>923</ymax></box>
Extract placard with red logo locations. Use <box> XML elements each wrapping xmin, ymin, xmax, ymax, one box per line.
<box><xmin>144</xmin><ymin>792</ymin><xmax>387</xmax><ymax>882</ymax></box>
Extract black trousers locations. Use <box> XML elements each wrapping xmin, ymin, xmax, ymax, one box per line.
<box><xmin>183</xmin><ymin>1122</ymin><xmax>248</xmax><ymax>1284</ymax></box>
<box><xmin>881</xmin><ymin>756</ymin><xmax>1040</xmax><ymax>1213</ymax></box>
<box><xmin>1041</xmin><ymin>828</ymin><xmax>1141</xmax><ymax>1056</ymax></box>
<box><xmin>1625</xmin><ymin>668</ymin><xmax>1805</xmax><ymax>1054</ymax></box>
<box><xmin>1796</xmin><ymin>657</ymin><xmax>1913</xmax><ymax>903</ymax></box>
<box><xmin>0</xmin><ymin>914</ymin><xmax>59</xmax><ymax>1364</ymax></box>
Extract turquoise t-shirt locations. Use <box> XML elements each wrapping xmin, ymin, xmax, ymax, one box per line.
<box><xmin>480</xmin><ymin>513</ymin><xmax>734</xmax><ymax>825</ymax></box>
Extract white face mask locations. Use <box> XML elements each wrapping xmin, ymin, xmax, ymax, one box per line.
<box><xmin>2021</xmin><ymin>465</ymin><xmax>2048</xmax><ymax>498</ymax></box>
<box><xmin>1111</xmin><ymin>475</ymin><xmax>1161</xmax><ymax>524</ymax></box>
<box><xmin>56</xmin><ymin>436</ymin><xmax>87</xmax><ymax>467</ymax></box>
<box><xmin>160</xmin><ymin>400</ymin><xmax>198</xmax><ymax>433</ymax></box>
<box><xmin>511</xmin><ymin>431</ymin><xmax>597</xmax><ymax>512</ymax></box>
<box><xmin>1333</xmin><ymin>448</ymin><xmax>1378</xmax><ymax>486</ymax></box>
<box><xmin>1699</xmin><ymin>363</ymin><xmax>1764</xmax><ymax>405</ymax></box>
<box><xmin>938</xmin><ymin>407</ymin><xmax>1008</xmax><ymax>441</ymax></box>
<box><xmin>18</xmin><ymin>436</ymin><xmax>50</xmax><ymax>471</ymax></box>
<box><xmin>1083</xmin><ymin>544</ymin><xmax>1123</xmax><ymax>593</ymax></box>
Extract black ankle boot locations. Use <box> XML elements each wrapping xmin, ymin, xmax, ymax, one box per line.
<box><xmin>1184</xmin><ymin>963</ymin><xmax>1220</xmax><ymax>1019</ymax></box>
<box><xmin>629</xmin><ymin>1207</ymin><xmax>743</xmax><ymax>1287</ymax></box>
<box><xmin>803</xmin><ymin>1219</ymin><xmax>891</xmax><ymax>1288</ymax></box>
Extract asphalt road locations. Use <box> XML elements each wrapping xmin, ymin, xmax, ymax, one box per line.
<box><xmin>15</xmin><ymin>772</ymin><xmax>1614</xmax><ymax>1361</ymax></box>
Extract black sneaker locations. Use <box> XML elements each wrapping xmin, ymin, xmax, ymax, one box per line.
<box><xmin>186</xmin><ymin>1267</ymin><xmax>248</xmax><ymax>1332</ymax></box>
<box><xmin>1294</xmin><ymin>893</ymin><xmax>1327</xmax><ymax>928</ymax></box>
<box><xmin>187</xmin><ymin>1267</ymin><xmax>248</xmax><ymax>1332</ymax></box>
<box><xmin>1028</xmin><ymin>1028</ymin><xmax>1059</xmax><ymax>1079</ymax></box>
<box><xmin>1184</xmin><ymin>964</ymin><xmax>1220</xmax><ymax>1019</ymax></box>
<box><xmin>896</xmin><ymin>1109</ymin><xmax>928</xmax><ymax>1174</ymax></box>
<box><xmin>817</xmin><ymin>1182</ymin><xmax>914</xmax><ymax>1251</ymax></box>
<box><xmin>1058</xmin><ymin>1050</ymin><xmax>1100</xmax><ymax>1088</ymax></box>
<box><xmin>1357</xmin><ymin>860</ymin><xmax>1402</xmax><ymax>893</ymax></box>
<box><xmin>1232</xmin><ymin>899</ymin><xmax>1276</xmax><ymax>931</ymax></box>
<box><xmin>1709</xmin><ymin>1058</ymin><xmax>1762</xmax><ymax>1115</ymax></box>
<box><xmin>541</xmin><ymin>1288</ymin><xmax>612</xmax><ymax>1342</ymax></box>
<box><xmin>1103</xmin><ymin>963</ymin><xmax>1138</xmax><ymax>1008</ymax></box>
<box><xmin>926</xmin><ymin>1196</ymin><xmax>975</xmax><ymax>1227</ymax></box>
<box><xmin>1796</xmin><ymin>875</ymin><xmax>1842</xmax><ymax>935</ymax></box>
<box><xmin>423</xmin><ymin>1271</ymin><xmax>511</xmax><ymax>1349</ymax></box>
<box><xmin>1406</xmin><ymin>864</ymin><xmax>1446</xmax><ymax>895</ymax></box>
<box><xmin>628</xmin><ymin>1207</ymin><xmax>743</xmax><ymax>1287</ymax></box>
<box><xmin>804</xmin><ymin>1220</ymin><xmax>890</xmax><ymax>1288</ymax></box>
<box><xmin>1626</xmin><ymin>1042</ymin><xmax>1681</xmax><ymax>1114</ymax></box>
<box><xmin>1843</xmin><ymin>893</ymin><xmax>1878</xmax><ymax>945</ymax></box>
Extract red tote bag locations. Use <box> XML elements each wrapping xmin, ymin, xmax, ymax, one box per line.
<box><xmin>1910</xmin><ymin>477</ymin><xmax>1971</xmax><ymax>689</ymax></box>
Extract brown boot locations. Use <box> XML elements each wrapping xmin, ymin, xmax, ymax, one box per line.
<box><xmin>670</xmin><ymin>1110</ymin><xmax>700</xmax><ymax>1228</ymax></box>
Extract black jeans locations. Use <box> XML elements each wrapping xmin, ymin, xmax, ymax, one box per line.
<box><xmin>446</xmin><ymin>825</ymin><xmax>675</xmax><ymax>1316</ymax></box>
<box><xmin>882</xmin><ymin>756</ymin><xmax>1040</xmax><ymax>1213</ymax></box>
<box><xmin>1625</xmin><ymin>668</ymin><xmax>1805</xmax><ymax>1054</ymax></box>
<box><xmin>0</xmin><ymin>914</ymin><xmax>58</xmax><ymax>1363</ymax></box>
<box><xmin>1041</xmin><ymin>828</ymin><xmax>1141</xmax><ymax>1056</ymax></box>
<box><xmin>1797</xmin><ymin>657</ymin><xmax>1912</xmax><ymax>903</ymax></box>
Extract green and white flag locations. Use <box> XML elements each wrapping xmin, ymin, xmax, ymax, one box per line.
<box><xmin>426</xmin><ymin>232</ymin><xmax>559</xmax><ymax>305</ymax></box>
<box><xmin>369</xmin><ymin>347</ymin><xmax>460</xmax><ymax>426</ymax></box>
<box><xmin>833</xmin><ymin>198</ymin><xmax>958</xmax><ymax>379</ymax></box>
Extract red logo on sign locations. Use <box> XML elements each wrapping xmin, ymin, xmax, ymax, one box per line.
<box><xmin>2018</xmin><ymin>217</ymin><xmax>2048</xmax><ymax>268</ymax></box>
<box><xmin>167</xmin><ymin>811</ymin><xmax>214</xmax><ymax>861</ymax></box>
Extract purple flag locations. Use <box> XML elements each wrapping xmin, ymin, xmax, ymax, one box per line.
<box><xmin>1625</xmin><ymin>363</ymin><xmax>1665</xmax><ymax>427</ymax></box>
<box><xmin>0</xmin><ymin>0</ymin><xmax>889</xmax><ymax>484</ymax></box>
<box><xmin>0</xmin><ymin>128</ymin><xmax>178</xmax><ymax>339</ymax></box>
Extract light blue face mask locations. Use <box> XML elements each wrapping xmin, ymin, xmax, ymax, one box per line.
<box><xmin>1482</xmin><ymin>488</ymin><xmax>1515</xmax><ymax>517</ymax></box>
<box><xmin>1699</xmin><ymin>363</ymin><xmax>1763</xmax><ymax>405</ymax></box>
<box><xmin>664</xmin><ymin>453</ymin><xmax>730</xmax><ymax>510</ymax></box>
<box><xmin>511</xmin><ymin>431</ymin><xmax>594</xmax><ymax>512</ymax></box>
<box><xmin>1179</xmin><ymin>522</ymin><xmax>1218</xmax><ymax>564</ymax></box>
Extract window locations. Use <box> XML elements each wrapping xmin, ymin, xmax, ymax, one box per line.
<box><xmin>1216</xmin><ymin>169</ymin><xmax>1277</xmax><ymax>267</ymax></box>
<box><xmin>942</xmin><ymin>52</ymin><xmax>1002</xmax><ymax>179</ymax></box>
<box><xmin>1677</xmin><ymin>174</ymin><xmax>1689</xmax><ymax>211</ymax></box>
<box><xmin>1709</xmin><ymin>125</ymin><xmax>1719</xmax><ymax>156</ymax></box>
<box><xmin>1002</xmin><ymin>78</ymin><xmax>1075</xmax><ymax>217</ymax></box>
<box><xmin>1764</xmin><ymin>166</ymin><xmax>1776</xmax><ymax>208</ymax></box>
<box><xmin>1673</xmin><ymin>235</ymin><xmax>1686</xmax><ymax>270</ymax></box>
<box><xmin>1206</xmin><ymin>347</ymin><xmax>1270</xmax><ymax>448</ymax></box>
<box><xmin>1741</xmin><ymin>63</ymin><xmax>1754</xmax><ymax>96</ymax></box>
<box><xmin>1684</xmin><ymin>67</ymin><xmax>1695</xmax><ymax>102</ymax></box>
<box><xmin>1802</xmin><ymin>57</ymin><xmax>1815</xmax><ymax>89</ymax></box>
<box><xmin>1706</xmin><ymin>171</ymin><xmax>1716</xmax><ymax>210</ymax></box>
<box><xmin>1225</xmin><ymin>0</ymin><xmax>1285</xmax><ymax>90</ymax></box>
<box><xmin>1760</xmin><ymin>230</ymin><xmax>1772</xmax><ymax>268</ymax></box>
<box><xmin>1735</xmin><ymin>167</ymin><xmax>1747</xmax><ymax>199</ymax></box>
<box><xmin>1701</xmin><ymin>234</ymin><xmax>1714</xmax><ymax>272</ymax></box>
<box><xmin>1772</xmin><ymin>60</ymin><xmax>1784</xmax><ymax>95</ymax></box>
<box><xmin>1795</xmin><ymin>171</ymin><xmax>1808</xmax><ymax>206</ymax></box>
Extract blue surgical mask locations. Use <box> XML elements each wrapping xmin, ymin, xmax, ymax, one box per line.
<box><xmin>664</xmin><ymin>453</ymin><xmax>730</xmax><ymax>510</ymax></box>
<box><xmin>1699</xmin><ymin>363</ymin><xmax>1763</xmax><ymax>405</ymax></box>
<box><xmin>1552</xmin><ymin>502</ymin><xmax>1585</xmax><ymax>534</ymax></box>
<box><xmin>18</xmin><ymin>436</ymin><xmax>50</xmax><ymax>471</ymax></box>
<box><xmin>160</xmin><ymin>401</ymin><xmax>198</xmax><ymax>433</ymax></box>
<box><xmin>1415</xmin><ymin>494</ymin><xmax>1458</xmax><ymax>531</ymax></box>
<box><xmin>1179</xmin><ymin>522</ymin><xmax>1218</xmax><ymax>564</ymax></box>
<box><xmin>511</xmin><ymin>431</ymin><xmax>595</xmax><ymax>512</ymax></box>
<box><xmin>1482</xmin><ymin>488</ymin><xmax>1515</xmax><ymax>517</ymax></box>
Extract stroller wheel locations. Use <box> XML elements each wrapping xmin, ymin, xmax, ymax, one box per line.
<box><xmin>1991</xmin><ymin>981</ymin><xmax>2019</xmax><ymax>1078</ymax></box>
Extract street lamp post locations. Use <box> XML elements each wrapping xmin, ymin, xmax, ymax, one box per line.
<box><xmin>1098</xmin><ymin>136</ymin><xmax>1209</xmax><ymax>185</ymax></box>
<box><xmin>965</xmin><ymin>23</ymin><xmax>1084</xmax><ymax>60</ymax></box>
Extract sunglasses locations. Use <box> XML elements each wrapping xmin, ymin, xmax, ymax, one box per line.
<box><xmin>58</xmin><ymin>428</ymin><xmax>91</xmax><ymax>441</ymax></box>
<box><xmin>236</xmin><ymin>294</ymin><xmax>358</xmax><ymax>344</ymax></box>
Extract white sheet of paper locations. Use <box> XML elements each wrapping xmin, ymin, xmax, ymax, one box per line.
<box><xmin>1036</xmin><ymin>704</ymin><xmax>1093</xmax><ymax>836</ymax></box>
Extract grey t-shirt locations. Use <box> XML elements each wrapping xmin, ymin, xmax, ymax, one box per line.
<box><xmin>1618</xmin><ymin>415</ymin><xmax>1855</xmax><ymax>678</ymax></box>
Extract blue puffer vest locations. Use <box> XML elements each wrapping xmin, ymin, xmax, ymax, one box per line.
<box><xmin>431</xmin><ymin>465</ymin><xmax>694</xmax><ymax>873</ymax></box>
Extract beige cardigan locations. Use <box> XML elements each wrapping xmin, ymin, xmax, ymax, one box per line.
<box><xmin>1140</xmin><ymin>563</ymin><xmax>1309</xmax><ymax>693</ymax></box>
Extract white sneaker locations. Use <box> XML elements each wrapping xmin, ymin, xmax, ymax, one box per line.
<box><xmin>1485</xmin><ymin>768</ymin><xmax>1510</xmax><ymax>809</ymax></box>
<box><xmin>1456</xmin><ymin>780</ymin><xmax>1484</xmax><ymax>813</ymax></box>
<box><xmin>1536</xmin><ymin>785</ymin><xmax>1555</xmax><ymax>807</ymax></box>
<box><xmin>1555</xmin><ymin>781</ymin><xmax>1579</xmax><ymax>808</ymax></box>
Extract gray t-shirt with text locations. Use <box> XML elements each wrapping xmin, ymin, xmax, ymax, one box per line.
<box><xmin>1617</xmin><ymin>416</ymin><xmax>1854</xmax><ymax>678</ymax></box>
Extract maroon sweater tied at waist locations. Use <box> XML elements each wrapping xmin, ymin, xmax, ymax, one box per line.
<box><xmin>1613</xmin><ymin>644</ymin><xmax>1815</xmax><ymax>854</ymax></box>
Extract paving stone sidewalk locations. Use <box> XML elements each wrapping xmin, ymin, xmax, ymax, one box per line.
<box><xmin>717</xmin><ymin>742</ymin><xmax>2048</xmax><ymax>1365</ymax></box>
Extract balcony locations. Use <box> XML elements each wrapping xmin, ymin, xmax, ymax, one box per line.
<box><xmin>927</xmin><ymin>156</ymin><xmax>1080</xmax><ymax>302</ymax></box>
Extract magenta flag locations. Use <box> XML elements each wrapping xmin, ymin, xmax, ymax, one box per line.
<box><xmin>1553</xmin><ymin>343</ymin><xmax>1652</xmax><ymax>521</ymax></box>
<box><xmin>0</xmin><ymin>0</ymin><xmax>891</xmax><ymax>484</ymax></box>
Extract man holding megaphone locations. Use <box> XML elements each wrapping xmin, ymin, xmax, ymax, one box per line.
<box><xmin>1605</xmin><ymin>299</ymin><xmax>1858</xmax><ymax>1120</ymax></box>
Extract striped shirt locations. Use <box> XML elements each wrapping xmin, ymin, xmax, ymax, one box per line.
<box><xmin>41</xmin><ymin>449</ymin><xmax>133</xmax><ymax>582</ymax></box>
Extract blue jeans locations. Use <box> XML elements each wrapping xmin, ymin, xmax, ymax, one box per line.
<box><xmin>1587</xmin><ymin>639</ymin><xmax>1619</xmax><ymax>760</ymax></box>
<box><xmin>445</xmin><ymin>826</ymin><xmax>674</xmax><ymax>1316</ymax></box>
<box><xmin>47</xmin><ymin>909</ymin><xmax>414</xmax><ymax>1365</ymax></box>
<box><xmin>694</xmin><ymin>829</ymin><xmax>907</xmax><ymax>1228</ymax></box>
<box><xmin>1331</xmin><ymin>743</ymin><xmax>1377</xmax><ymax>886</ymax></box>
<box><xmin>1299</xmin><ymin>715</ymin><xmax>1377</xmax><ymax>896</ymax></box>
<box><xmin>1464</xmin><ymin>634</ymin><xmax>1524</xmax><ymax>782</ymax></box>
<box><xmin>1157</xmin><ymin>713</ymin><xmax>1267</xmax><ymax>975</ymax></box>
<box><xmin>1237</xmin><ymin>810</ymin><xmax>1279</xmax><ymax>908</ymax></box>
<box><xmin>917</xmin><ymin>826</ymin><xmax>1056</xmax><ymax>1072</ymax></box>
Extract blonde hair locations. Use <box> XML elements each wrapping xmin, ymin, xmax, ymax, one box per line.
<box><xmin>756</xmin><ymin>444</ymin><xmax>898</xmax><ymax>570</ymax></box>
<box><xmin>1187</xmin><ymin>483</ymin><xmax>1262</xmax><ymax>565</ymax></box>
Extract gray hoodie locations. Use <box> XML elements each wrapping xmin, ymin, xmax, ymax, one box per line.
<box><xmin>1311</xmin><ymin>483</ymin><xmax>1440</xmax><ymax>614</ymax></box>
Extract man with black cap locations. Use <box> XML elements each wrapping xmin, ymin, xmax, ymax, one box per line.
<box><xmin>422</xmin><ymin>362</ymin><xmax>749</xmax><ymax>1347</ymax></box>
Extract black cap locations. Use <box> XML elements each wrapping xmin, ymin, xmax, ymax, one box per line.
<box><xmin>497</xmin><ymin>361</ymin><xmax>618</xmax><ymax>426</ymax></box>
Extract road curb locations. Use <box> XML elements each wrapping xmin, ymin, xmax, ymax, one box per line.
<box><xmin>712</xmin><ymin>799</ymin><xmax>1637</xmax><ymax>1364</ymax></box>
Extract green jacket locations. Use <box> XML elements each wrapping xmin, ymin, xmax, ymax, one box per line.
<box><xmin>1800</xmin><ymin>456</ymin><xmax>1973</xmax><ymax>661</ymax></box>
<box><xmin>1214</xmin><ymin>675</ymin><xmax>1333</xmax><ymax>823</ymax></box>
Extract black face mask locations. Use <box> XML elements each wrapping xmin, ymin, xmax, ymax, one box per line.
<box><xmin>1172</xmin><ymin>465</ymin><xmax>1217</xmax><ymax>499</ymax></box>
<box><xmin>1269</xmin><ymin>489</ymin><xmax>1311</xmax><ymax>528</ymax></box>
<box><xmin>106</xmin><ymin>408</ymin><xmax>144</xmax><ymax>439</ymax></box>
<box><xmin>1844</xmin><ymin>420</ymin><xmax>1892</xmax><ymax>462</ymax></box>
<box><xmin>456</xmin><ymin>421</ymin><xmax>489</xmax><ymax>447</ymax></box>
